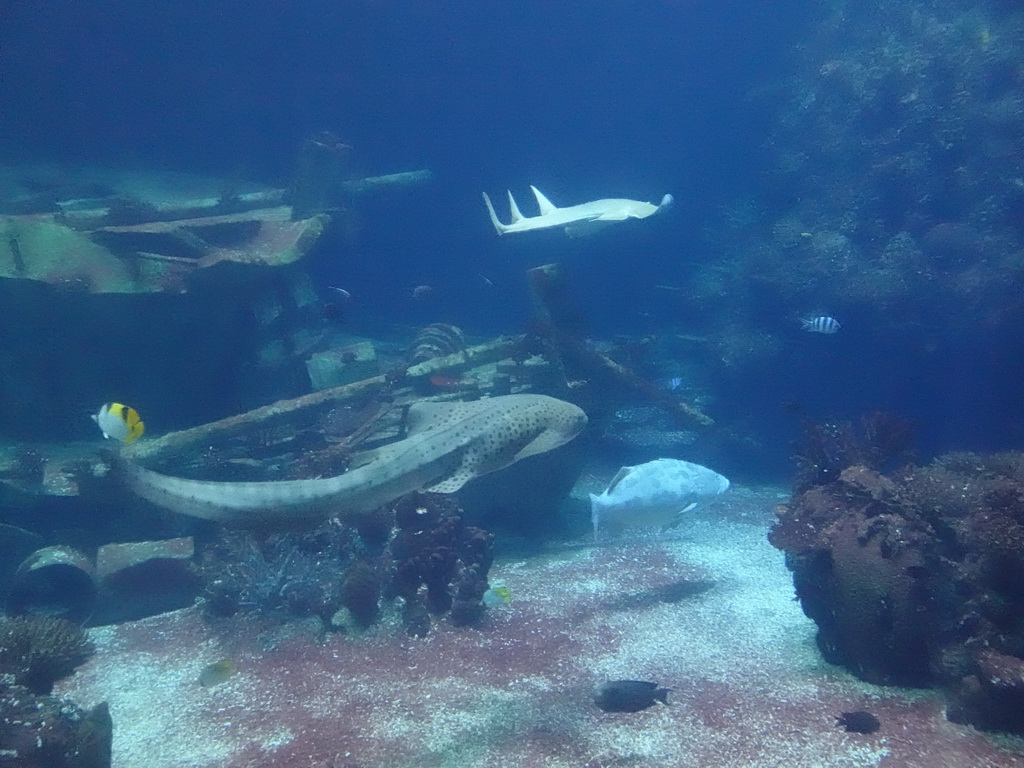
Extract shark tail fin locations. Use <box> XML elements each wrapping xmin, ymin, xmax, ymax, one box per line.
<box><xmin>482</xmin><ymin>192</ymin><xmax>508</xmax><ymax>235</ymax></box>
<box><xmin>530</xmin><ymin>186</ymin><xmax>558</xmax><ymax>215</ymax></box>
<box><xmin>507</xmin><ymin>190</ymin><xmax>525</xmax><ymax>223</ymax></box>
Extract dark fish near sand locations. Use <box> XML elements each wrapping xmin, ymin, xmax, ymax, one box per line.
<box><xmin>836</xmin><ymin>710</ymin><xmax>880</xmax><ymax>734</ymax></box>
<box><xmin>594</xmin><ymin>680</ymin><xmax>670</xmax><ymax>712</ymax></box>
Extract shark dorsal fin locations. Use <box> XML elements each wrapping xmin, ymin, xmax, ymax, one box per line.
<box><xmin>606</xmin><ymin>465</ymin><xmax>637</xmax><ymax>494</ymax></box>
<box><xmin>507</xmin><ymin>191</ymin><xmax>525</xmax><ymax>223</ymax></box>
<box><xmin>347</xmin><ymin>447</ymin><xmax>381</xmax><ymax>470</ymax></box>
<box><xmin>405</xmin><ymin>400</ymin><xmax>469</xmax><ymax>436</ymax></box>
<box><xmin>530</xmin><ymin>186</ymin><xmax>558</xmax><ymax>215</ymax></box>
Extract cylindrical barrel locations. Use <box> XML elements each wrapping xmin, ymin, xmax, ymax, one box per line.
<box><xmin>6</xmin><ymin>545</ymin><xmax>97</xmax><ymax>624</ymax></box>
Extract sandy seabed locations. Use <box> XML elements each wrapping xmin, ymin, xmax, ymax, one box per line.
<box><xmin>59</xmin><ymin>485</ymin><xmax>1024</xmax><ymax>768</ymax></box>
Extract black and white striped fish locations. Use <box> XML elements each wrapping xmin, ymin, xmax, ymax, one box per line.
<box><xmin>801</xmin><ymin>316</ymin><xmax>841</xmax><ymax>334</ymax></box>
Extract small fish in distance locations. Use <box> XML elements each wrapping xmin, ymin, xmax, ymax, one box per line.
<box><xmin>327</xmin><ymin>286</ymin><xmax>352</xmax><ymax>300</ymax></box>
<box><xmin>595</xmin><ymin>680</ymin><xmax>670</xmax><ymax>712</ymax></box>
<box><xmin>482</xmin><ymin>583</ymin><xmax>511</xmax><ymax>608</ymax></box>
<box><xmin>198</xmin><ymin>659</ymin><xmax>236</xmax><ymax>688</ymax></box>
<box><xmin>802</xmin><ymin>316</ymin><xmax>841</xmax><ymax>334</ymax></box>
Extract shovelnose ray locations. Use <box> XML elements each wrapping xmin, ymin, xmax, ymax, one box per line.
<box><xmin>118</xmin><ymin>394</ymin><xmax>588</xmax><ymax>525</ymax></box>
<box><xmin>483</xmin><ymin>185</ymin><xmax>673</xmax><ymax>237</ymax></box>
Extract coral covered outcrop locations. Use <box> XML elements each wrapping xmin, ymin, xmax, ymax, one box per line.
<box><xmin>702</xmin><ymin>0</ymin><xmax>1024</xmax><ymax>354</ymax></box>
<box><xmin>198</xmin><ymin>524</ymin><xmax>357</xmax><ymax>622</ymax></box>
<box><xmin>0</xmin><ymin>685</ymin><xmax>111</xmax><ymax>768</ymax></box>
<box><xmin>771</xmin><ymin>446</ymin><xmax>1024</xmax><ymax>733</ymax></box>
<box><xmin>0</xmin><ymin>615</ymin><xmax>107</xmax><ymax>767</ymax></box>
<box><xmin>388</xmin><ymin>493</ymin><xmax>494</xmax><ymax>635</ymax></box>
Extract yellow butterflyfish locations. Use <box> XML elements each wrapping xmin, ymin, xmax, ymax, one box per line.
<box><xmin>92</xmin><ymin>402</ymin><xmax>145</xmax><ymax>444</ymax></box>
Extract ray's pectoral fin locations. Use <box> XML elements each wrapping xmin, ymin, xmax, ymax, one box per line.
<box><xmin>595</xmin><ymin>211</ymin><xmax>632</xmax><ymax>222</ymax></box>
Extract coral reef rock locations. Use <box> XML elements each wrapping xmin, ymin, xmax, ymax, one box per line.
<box><xmin>771</xmin><ymin>450</ymin><xmax>1024</xmax><ymax>734</ymax></box>
<box><xmin>0</xmin><ymin>685</ymin><xmax>111</xmax><ymax>768</ymax></box>
<box><xmin>389</xmin><ymin>493</ymin><xmax>493</xmax><ymax>636</ymax></box>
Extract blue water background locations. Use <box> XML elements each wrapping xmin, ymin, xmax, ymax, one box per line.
<box><xmin>2</xmin><ymin>0</ymin><xmax>1021</xmax><ymax>477</ymax></box>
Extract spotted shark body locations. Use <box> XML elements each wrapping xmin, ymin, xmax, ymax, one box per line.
<box><xmin>483</xmin><ymin>185</ymin><xmax>673</xmax><ymax>237</ymax></box>
<box><xmin>119</xmin><ymin>394</ymin><xmax>587</xmax><ymax>525</ymax></box>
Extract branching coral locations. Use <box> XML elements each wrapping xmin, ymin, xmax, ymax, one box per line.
<box><xmin>197</xmin><ymin>493</ymin><xmax>495</xmax><ymax>638</ymax></box>
<box><xmin>198</xmin><ymin>521</ymin><xmax>361</xmax><ymax>621</ymax></box>
<box><xmin>0</xmin><ymin>615</ymin><xmax>95</xmax><ymax>695</ymax></box>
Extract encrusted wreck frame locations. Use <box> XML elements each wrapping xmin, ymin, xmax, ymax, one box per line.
<box><xmin>0</xmin><ymin>261</ymin><xmax>712</xmax><ymax>499</ymax></box>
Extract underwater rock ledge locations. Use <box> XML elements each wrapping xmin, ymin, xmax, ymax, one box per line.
<box><xmin>771</xmin><ymin>450</ymin><xmax>1024</xmax><ymax>735</ymax></box>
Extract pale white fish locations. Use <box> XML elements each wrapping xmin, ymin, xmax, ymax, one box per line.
<box><xmin>590</xmin><ymin>458</ymin><xmax>729</xmax><ymax>537</ymax></box>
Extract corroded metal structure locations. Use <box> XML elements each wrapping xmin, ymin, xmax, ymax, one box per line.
<box><xmin>0</xmin><ymin>167</ymin><xmax>432</xmax><ymax>443</ymax></box>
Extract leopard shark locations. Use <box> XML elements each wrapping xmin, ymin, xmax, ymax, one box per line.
<box><xmin>483</xmin><ymin>185</ymin><xmax>673</xmax><ymax>237</ymax></box>
<box><xmin>118</xmin><ymin>394</ymin><xmax>587</xmax><ymax>525</ymax></box>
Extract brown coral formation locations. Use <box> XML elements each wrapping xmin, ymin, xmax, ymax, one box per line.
<box><xmin>388</xmin><ymin>493</ymin><xmax>494</xmax><ymax>636</ymax></box>
<box><xmin>340</xmin><ymin>560</ymin><xmax>381</xmax><ymax>628</ymax></box>
<box><xmin>771</xmin><ymin>447</ymin><xmax>1024</xmax><ymax>733</ymax></box>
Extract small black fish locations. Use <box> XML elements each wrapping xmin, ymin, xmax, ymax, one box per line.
<box><xmin>836</xmin><ymin>710</ymin><xmax>881</xmax><ymax>734</ymax></box>
<box><xmin>594</xmin><ymin>680</ymin><xmax>670</xmax><ymax>713</ymax></box>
